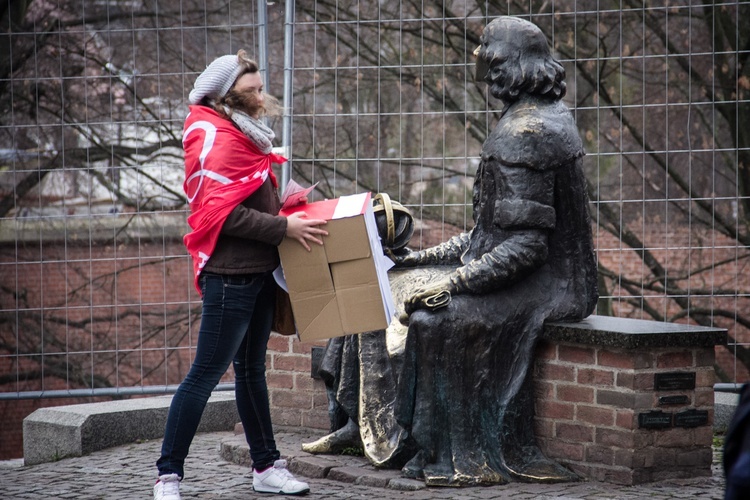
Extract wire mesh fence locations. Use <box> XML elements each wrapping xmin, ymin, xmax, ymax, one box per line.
<box><xmin>0</xmin><ymin>0</ymin><xmax>748</xmax><ymax>455</ymax></box>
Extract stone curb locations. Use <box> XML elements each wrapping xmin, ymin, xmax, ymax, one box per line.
<box><xmin>22</xmin><ymin>392</ymin><xmax>239</xmax><ymax>466</ymax></box>
<box><xmin>220</xmin><ymin>432</ymin><xmax>425</xmax><ymax>491</ymax></box>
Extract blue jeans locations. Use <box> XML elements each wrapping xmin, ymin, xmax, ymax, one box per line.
<box><xmin>157</xmin><ymin>272</ymin><xmax>280</xmax><ymax>479</ymax></box>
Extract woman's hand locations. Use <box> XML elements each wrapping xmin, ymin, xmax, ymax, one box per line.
<box><xmin>285</xmin><ymin>211</ymin><xmax>328</xmax><ymax>251</ymax></box>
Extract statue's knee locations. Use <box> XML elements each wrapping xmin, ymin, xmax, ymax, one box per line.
<box><xmin>408</xmin><ymin>309</ymin><xmax>429</xmax><ymax>328</ymax></box>
<box><xmin>408</xmin><ymin>310</ymin><xmax>442</xmax><ymax>338</ymax></box>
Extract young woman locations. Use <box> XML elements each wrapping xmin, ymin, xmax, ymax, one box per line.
<box><xmin>154</xmin><ymin>50</ymin><xmax>326</xmax><ymax>500</ymax></box>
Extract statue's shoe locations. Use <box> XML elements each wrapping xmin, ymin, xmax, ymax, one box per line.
<box><xmin>301</xmin><ymin>419</ymin><xmax>361</xmax><ymax>454</ymax></box>
<box><xmin>400</xmin><ymin>450</ymin><xmax>426</xmax><ymax>479</ymax></box>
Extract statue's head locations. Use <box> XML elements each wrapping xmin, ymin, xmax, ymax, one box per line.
<box><xmin>475</xmin><ymin>17</ymin><xmax>566</xmax><ymax>103</ymax></box>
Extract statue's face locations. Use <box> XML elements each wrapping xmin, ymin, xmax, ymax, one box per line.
<box><xmin>474</xmin><ymin>21</ymin><xmax>517</xmax><ymax>85</ymax></box>
<box><xmin>487</xmin><ymin>44</ymin><xmax>514</xmax><ymax>86</ymax></box>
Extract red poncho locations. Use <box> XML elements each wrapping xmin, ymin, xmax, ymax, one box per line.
<box><xmin>182</xmin><ymin>105</ymin><xmax>286</xmax><ymax>294</ymax></box>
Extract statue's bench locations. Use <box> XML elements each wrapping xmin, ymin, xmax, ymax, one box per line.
<box><xmin>534</xmin><ymin>315</ymin><xmax>727</xmax><ymax>485</ymax></box>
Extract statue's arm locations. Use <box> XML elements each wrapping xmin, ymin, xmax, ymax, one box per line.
<box><xmin>401</xmin><ymin>226</ymin><xmax>550</xmax><ymax>317</ymax></box>
<box><xmin>450</xmin><ymin>164</ymin><xmax>557</xmax><ymax>295</ymax></box>
<box><xmin>402</xmin><ymin>165</ymin><xmax>557</xmax><ymax>316</ymax></box>
<box><xmin>449</xmin><ymin>229</ymin><xmax>548</xmax><ymax>294</ymax></box>
<box><xmin>393</xmin><ymin>231</ymin><xmax>471</xmax><ymax>267</ymax></box>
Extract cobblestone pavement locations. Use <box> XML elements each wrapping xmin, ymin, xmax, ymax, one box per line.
<box><xmin>0</xmin><ymin>426</ymin><xmax>726</xmax><ymax>499</ymax></box>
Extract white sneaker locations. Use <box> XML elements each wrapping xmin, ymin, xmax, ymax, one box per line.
<box><xmin>253</xmin><ymin>459</ymin><xmax>310</xmax><ymax>495</ymax></box>
<box><xmin>154</xmin><ymin>473</ymin><xmax>181</xmax><ymax>500</ymax></box>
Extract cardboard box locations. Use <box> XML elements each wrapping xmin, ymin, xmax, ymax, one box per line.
<box><xmin>276</xmin><ymin>193</ymin><xmax>395</xmax><ymax>341</ymax></box>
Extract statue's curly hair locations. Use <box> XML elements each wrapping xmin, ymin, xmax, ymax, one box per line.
<box><xmin>480</xmin><ymin>17</ymin><xmax>566</xmax><ymax>102</ymax></box>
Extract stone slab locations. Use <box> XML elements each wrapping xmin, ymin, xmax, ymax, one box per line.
<box><xmin>327</xmin><ymin>465</ymin><xmax>373</xmax><ymax>483</ymax></box>
<box><xmin>355</xmin><ymin>468</ymin><xmax>403</xmax><ymax>488</ymax></box>
<box><xmin>388</xmin><ymin>477</ymin><xmax>427</xmax><ymax>491</ymax></box>
<box><xmin>219</xmin><ymin>434</ymin><xmax>253</xmax><ymax>467</ymax></box>
<box><xmin>289</xmin><ymin>455</ymin><xmax>336</xmax><ymax>478</ymax></box>
<box><xmin>714</xmin><ymin>391</ymin><xmax>741</xmax><ymax>432</ymax></box>
<box><xmin>23</xmin><ymin>392</ymin><xmax>238</xmax><ymax>466</ymax></box>
<box><xmin>544</xmin><ymin>315</ymin><xmax>727</xmax><ymax>349</ymax></box>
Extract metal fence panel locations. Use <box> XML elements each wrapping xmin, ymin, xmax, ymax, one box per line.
<box><xmin>0</xmin><ymin>0</ymin><xmax>747</xmax><ymax>454</ymax></box>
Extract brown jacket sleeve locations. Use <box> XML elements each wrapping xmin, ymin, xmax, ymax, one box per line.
<box><xmin>221</xmin><ymin>205</ymin><xmax>287</xmax><ymax>246</ymax></box>
<box><xmin>202</xmin><ymin>176</ymin><xmax>287</xmax><ymax>275</ymax></box>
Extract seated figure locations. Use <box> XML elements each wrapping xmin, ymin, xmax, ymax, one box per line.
<box><xmin>303</xmin><ymin>16</ymin><xmax>598</xmax><ymax>486</ymax></box>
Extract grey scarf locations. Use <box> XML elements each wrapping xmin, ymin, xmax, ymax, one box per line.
<box><xmin>224</xmin><ymin>106</ymin><xmax>275</xmax><ymax>154</ymax></box>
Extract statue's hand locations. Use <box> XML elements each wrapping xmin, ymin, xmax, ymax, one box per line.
<box><xmin>391</xmin><ymin>250</ymin><xmax>421</xmax><ymax>268</ymax></box>
<box><xmin>403</xmin><ymin>278</ymin><xmax>453</xmax><ymax>317</ymax></box>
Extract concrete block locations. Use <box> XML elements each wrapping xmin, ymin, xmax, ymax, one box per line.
<box><xmin>545</xmin><ymin>315</ymin><xmax>727</xmax><ymax>349</ymax></box>
<box><xmin>219</xmin><ymin>434</ymin><xmax>252</xmax><ymax>467</ymax></box>
<box><xmin>714</xmin><ymin>391</ymin><xmax>740</xmax><ymax>432</ymax></box>
<box><xmin>388</xmin><ymin>478</ymin><xmax>426</xmax><ymax>491</ymax></box>
<box><xmin>327</xmin><ymin>466</ymin><xmax>371</xmax><ymax>483</ymax></box>
<box><xmin>288</xmin><ymin>455</ymin><xmax>335</xmax><ymax>478</ymax></box>
<box><xmin>354</xmin><ymin>468</ymin><xmax>402</xmax><ymax>488</ymax></box>
<box><xmin>23</xmin><ymin>392</ymin><xmax>238</xmax><ymax>465</ymax></box>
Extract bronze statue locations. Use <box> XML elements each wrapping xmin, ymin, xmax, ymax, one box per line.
<box><xmin>303</xmin><ymin>16</ymin><xmax>598</xmax><ymax>486</ymax></box>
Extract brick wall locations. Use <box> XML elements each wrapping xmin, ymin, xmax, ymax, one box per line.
<box><xmin>533</xmin><ymin>339</ymin><xmax>716</xmax><ymax>485</ymax></box>
<box><xmin>265</xmin><ymin>334</ymin><xmax>329</xmax><ymax>430</ymax></box>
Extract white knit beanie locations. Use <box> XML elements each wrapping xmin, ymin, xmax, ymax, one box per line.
<box><xmin>188</xmin><ymin>53</ymin><xmax>243</xmax><ymax>105</ymax></box>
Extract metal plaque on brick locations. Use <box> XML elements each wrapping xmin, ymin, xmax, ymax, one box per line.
<box><xmin>638</xmin><ymin>410</ymin><xmax>672</xmax><ymax>429</ymax></box>
<box><xmin>654</xmin><ymin>372</ymin><xmax>695</xmax><ymax>391</ymax></box>
<box><xmin>658</xmin><ymin>395</ymin><xmax>690</xmax><ymax>406</ymax></box>
<box><xmin>674</xmin><ymin>409</ymin><xmax>709</xmax><ymax>428</ymax></box>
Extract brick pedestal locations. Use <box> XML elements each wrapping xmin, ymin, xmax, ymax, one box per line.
<box><xmin>533</xmin><ymin>315</ymin><xmax>726</xmax><ymax>485</ymax></box>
